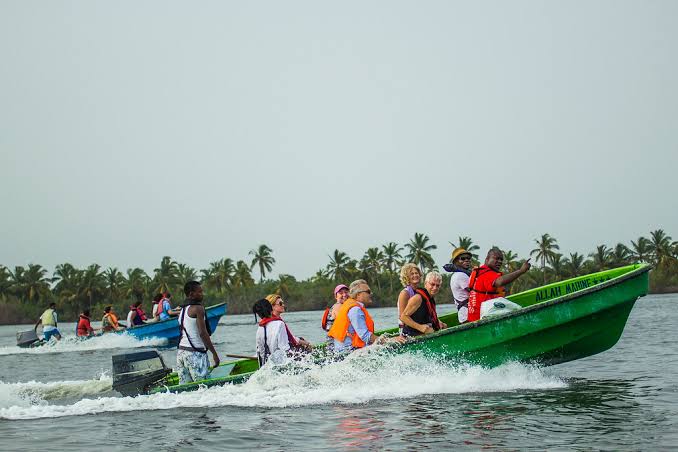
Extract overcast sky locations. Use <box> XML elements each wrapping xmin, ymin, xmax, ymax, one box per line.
<box><xmin>1</xmin><ymin>1</ymin><xmax>677</xmax><ymax>280</ymax></box>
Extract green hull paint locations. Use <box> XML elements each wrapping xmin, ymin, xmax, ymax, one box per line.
<box><xmin>150</xmin><ymin>264</ymin><xmax>650</xmax><ymax>395</ymax></box>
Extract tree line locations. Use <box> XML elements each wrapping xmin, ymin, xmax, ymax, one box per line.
<box><xmin>1</xmin><ymin>230</ymin><xmax>677</xmax><ymax>324</ymax></box>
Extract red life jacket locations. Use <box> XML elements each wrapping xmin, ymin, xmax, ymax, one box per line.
<box><xmin>468</xmin><ymin>265</ymin><xmax>505</xmax><ymax>322</ymax></box>
<box><xmin>157</xmin><ymin>298</ymin><xmax>168</xmax><ymax>316</ymax></box>
<box><xmin>416</xmin><ymin>288</ymin><xmax>440</xmax><ymax>331</ymax></box>
<box><xmin>259</xmin><ymin>316</ymin><xmax>299</xmax><ymax>347</ymax></box>
<box><xmin>77</xmin><ymin>315</ymin><xmax>93</xmax><ymax>337</ymax></box>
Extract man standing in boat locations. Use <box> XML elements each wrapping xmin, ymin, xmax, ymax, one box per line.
<box><xmin>176</xmin><ymin>281</ymin><xmax>220</xmax><ymax>384</ymax></box>
<box><xmin>34</xmin><ymin>302</ymin><xmax>61</xmax><ymax>341</ymax></box>
<box><xmin>443</xmin><ymin>248</ymin><xmax>474</xmax><ymax>323</ymax></box>
<box><xmin>468</xmin><ymin>248</ymin><xmax>531</xmax><ymax>322</ymax></box>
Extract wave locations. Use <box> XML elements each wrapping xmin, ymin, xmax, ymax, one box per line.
<box><xmin>0</xmin><ymin>374</ymin><xmax>112</xmax><ymax>409</ymax></box>
<box><xmin>0</xmin><ymin>351</ymin><xmax>566</xmax><ymax>420</ymax></box>
<box><xmin>0</xmin><ymin>333</ymin><xmax>168</xmax><ymax>356</ymax></box>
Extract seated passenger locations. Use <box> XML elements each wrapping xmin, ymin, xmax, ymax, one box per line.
<box><xmin>157</xmin><ymin>293</ymin><xmax>180</xmax><ymax>321</ymax></box>
<box><xmin>443</xmin><ymin>248</ymin><xmax>473</xmax><ymax>323</ymax></box>
<box><xmin>468</xmin><ymin>248</ymin><xmax>532</xmax><ymax>322</ymax></box>
<box><xmin>102</xmin><ymin>306</ymin><xmax>124</xmax><ymax>332</ymax></box>
<box><xmin>328</xmin><ymin>279</ymin><xmax>406</xmax><ymax>353</ymax></box>
<box><xmin>150</xmin><ymin>293</ymin><xmax>163</xmax><ymax>322</ymax></box>
<box><xmin>400</xmin><ymin>271</ymin><xmax>447</xmax><ymax>336</ymax></box>
<box><xmin>321</xmin><ymin>284</ymin><xmax>349</xmax><ymax>335</ymax></box>
<box><xmin>397</xmin><ymin>263</ymin><xmax>422</xmax><ymax>334</ymax></box>
<box><xmin>253</xmin><ymin>295</ymin><xmax>311</xmax><ymax>366</ymax></box>
<box><xmin>127</xmin><ymin>301</ymin><xmax>147</xmax><ymax>328</ymax></box>
<box><xmin>76</xmin><ymin>309</ymin><xmax>96</xmax><ymax>337</ymax></box>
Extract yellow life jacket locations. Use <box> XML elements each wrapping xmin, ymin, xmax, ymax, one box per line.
<box><xmin>40</xmin><ymin>309</ymin><xmax>57</xmax><ymax>327</ymax></box>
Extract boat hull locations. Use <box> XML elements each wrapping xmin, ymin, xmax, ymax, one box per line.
<box><xmin>147</xmin><ymin>265</ymin><xmax>650</xmax><ymax>394</ymax></box>
<box><xmin>120</xmin><ymin>303</ymin><xmax>226</xmax><ymax>344</ymax></box>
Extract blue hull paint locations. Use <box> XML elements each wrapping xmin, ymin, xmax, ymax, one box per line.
<box><xmin>120</xmin><ymin>303</ymin><xmax>226</xmax><ymax>344</ymax></box>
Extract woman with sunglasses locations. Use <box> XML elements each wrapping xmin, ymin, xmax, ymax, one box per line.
<box><xmin>443</xmin><ymin>248</ymin><xmax>473</xmax><ymax>323</ymax></box>
<box><xmin>252</xmin><ymin>294</ymin><xmax>311</xmax><ymax>366</ymax></box>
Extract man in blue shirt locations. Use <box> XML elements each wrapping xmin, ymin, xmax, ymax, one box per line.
<box><xmin>330</xmin><ymin>280</ymin><xmax>405</xmax><ymax>353</ymax></box>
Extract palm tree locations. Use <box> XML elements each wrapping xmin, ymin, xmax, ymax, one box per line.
<box><xmin>11</xmin><ymin>264</ymin><xmax>51</xmax><ymax>303</ymax></box>
<box><xmin>0</xmin><ymin>265</ymin><xmax>12</xmax><ymax>300</ymax></box>
<box><xmin>153</xmin><ymin>256</ymin><xmax>179</xmax><ymax>294</ymax></box>
<box><xmin>327</xmin><ymin>250</ymin><xmax>352</xmax><ymax>282</ymax></box>
<box><xmin>203</xmin><ymin>259</ymin><xmax>235</xmax><ymax>294</ymax></box>
<box><xmin>232</xmin><ymin>260</ymin><xmax>255</xmax><ymax>289</ymax></box>
<box><xmin>530</xmin><ymin>234</ymin><xmax>560</xmax><ymax>284</ymax></box>
<box><xmin>124</xmin><ymin>268</ymin><xmax>150</xmax><ymax>303</ymax></box>
<box><xmin>381</xmin><ymin>242</ymin><xmax>403</xmax><ymax>291</ymax></box>
<box><xmin>176</xmin><ymin>263</ymin><xmax>198</xmax><ymax>286</ymax></box>
<box><xmin>503</xmin><ymin>250</ymin><xmax>519</xmax><ymax>272</ymax></box>
<box><xmin>630</xmin><ymin>237</ymin><xmax>652</xmax><ymax>263</ymax></box>
<box><xmin>311</xmin><ymin>268</ymin><xmax>329</xmax><ymax>283</ymax></box>
<box><xmin>360</xmin><ymin>247</ymin><xmax>384</xmax><ymax>290</ymax></box>
<box><xmin>649</xmin><ymin>229</ymin><xmax>673</xmax><ymax>265</ymax></box>
<box><xmin>275</xmin><ymin>274</ymin><xmax>295</xmax><ymax>300</ymax></box>
<box><xmin>610</xmin><ymin>243</ymin><xmax>631</xmax><ymax>267</ymax></box>
<box><xmin>103</xmin><ymin>267</ymin><xmax>125</xmax><ymax>303</ymax></box>
<box><xmin>79</xmin><ymin>264</ymin><xmax>106</xmax><ymax>310</ymax></box>
<box><xmin>449</xmin><ymin>236</ymin><xmax>480</xmax><ymax>260</ymax></box>
<box><xmin>548</xmin><ymin>253</ymin><xmax>565</xmax><ymax>281</ymax></box>
<box><xmin>406</xmin><ymin>233</ymin><xmax>437</xmax><ymax>271</ymax></box>
<box><xmin>249</xmin><ymin>244</ymin><xmax>276</xmax><ymax>282</ymax></box>
<box><xmin>589</xmin><ymin>245</ymin><xmax>612</xmax><ymax>271</ymax></box>
<box><xmin>53</xmin><ymin>263</ymin><xmax>83</xmax><ymax>306</ymax></box>
<box><xmin>564</xmin><ymin>252</ymin><xmax>586</xmax><ymax>277</ymax></box>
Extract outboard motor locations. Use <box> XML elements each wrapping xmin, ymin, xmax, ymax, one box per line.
<box><xmin>16</xmin><ymin>329</ymin><xmax>41</xmax><ymax>348</ymax></box>
<box><xmin>112</xmin><ymin>350</ymin><xmax>171</xmax><ymax>396</ymax></box>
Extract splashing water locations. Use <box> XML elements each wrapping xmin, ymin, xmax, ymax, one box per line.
<box><xmin>0</xmin><ymin>373</ymin><xmax>113</xmax><ymax>409</ymax></box>
<box><xmin>0</xmin><ymin>333</ymin><xmax>168</xmax><ymax>356</ymax></box>
<box><xmin>0</xmin><ymin>351</ymin><xmax>566</xmax><ymax>420</ymax></box>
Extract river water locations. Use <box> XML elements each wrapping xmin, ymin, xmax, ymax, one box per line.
<box><xmin>0</xmin><ymin>294</ymin><xmax>676</xmax><ymax>451</ymax></box>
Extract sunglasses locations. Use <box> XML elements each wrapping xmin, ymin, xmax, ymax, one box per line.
<box><xmin>458</xmin><ymin>256</ymin><xmax>472</xmax><ymax>261</ymax></box>
<box><xmin>357</xmin><ymin>289</ymin><xmax>372</xmax><ymax>295</ymax></box>
<box><xmin>275</xmin><ymin>301</ymin><xmax>286</xmax><ymax>307</ymax></box>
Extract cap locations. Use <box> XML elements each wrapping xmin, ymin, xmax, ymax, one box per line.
<box><xmin>334</xmin><ymin>284</ymin><xmax>349</xmax><ymax>296</ymax></box>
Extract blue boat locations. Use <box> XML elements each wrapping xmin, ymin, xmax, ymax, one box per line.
<box><xmin>120</xmin><ymin>303</ymin><xmax>227</xmax><ymax>344</ymax></box>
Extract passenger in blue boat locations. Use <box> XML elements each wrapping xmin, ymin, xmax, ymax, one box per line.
<box><xmin>157</xmin><ymin>292</ymin><xmax>180</xmax><ymax>321</ymax></box>
<box><xmin>397</xmin><ymin>264</ymin><xmax>422</xmax><ymax>334</ymax></box>
<box><xmin>102</xmin><ymin>306</ymin><xmax>124</xmax><ymax>332</ymax></box>
<box><xmin>34</xmin><ymin>302</ymin><xmax>62</xmax><ymax>341</ymax></box>
<box><xmin>149</xmin><ymin>293</ymin><xmax>163</xmax><ymax>322</ymax></box>
<box><xmin>254</xmin><ymin>294</ymin><xmax>311</xmax><ymax>366</ymax></box>
<box><xmin>76</xmin><ymin>309</ymin><xmax>96</xmax><ymax>337</ymax></box>
<box><xmin>400</xmin><ymin>271</ymin><xmax>447</xmax><ymax>337</ymax></box>
<box><xmin>443</xmin><ymin>248</ymin><xmax>473</xmax><ymax>324</ymax></box>
<box><xmin>176</xmin><ymin>281</ymin><xmax>220</xmax><ymax>384</ymax></box>
<box><xmin>126</xmin><ymin>301</ymin><xmax>148</xmax><ymax>328</ymax></box>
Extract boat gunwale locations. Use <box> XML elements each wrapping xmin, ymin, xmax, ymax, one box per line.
<box><xmin>402</xmin><ymin>263</ymin><xmax>651</xmax><ymax>344</ymax></box>
<box><xmin>123</xmin><ymin>302</ymin><xmax>227</xmax><ymax>330</ymax></box>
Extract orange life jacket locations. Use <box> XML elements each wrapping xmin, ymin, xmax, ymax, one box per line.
<box><xmin>103</xmin><ymin>312</ymin><xmax>119</xmax><ymax>331</ymax></box>
<box><xmin>327</xmin><ymin>298</ymin><xmax>375</xmax><ymax>349</ymax></box>
<box><xmin>468</xmin><ymin>265</ymin><xmax>505</xmax><ymax>322</ymax></box>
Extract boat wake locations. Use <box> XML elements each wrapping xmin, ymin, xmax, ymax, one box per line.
<box><xmin>0</xmin><ymin>333</ymin><xmax>168</xmax><ymax>356</ymax></box>
<box><xmin>0</xmin><ymin>351</ymin><xmax>566</xmax><ymax>420</ymax></box>
<box><xmin>0</xmin><ymin>374</ymin><xmax>112</xmax><ymax>409</ymax></box>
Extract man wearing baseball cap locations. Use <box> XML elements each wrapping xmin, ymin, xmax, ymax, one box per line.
<box><xmin>443</xmin><ymin>248</ymin><xmax>473</xmax><ymax>323</ymax></box>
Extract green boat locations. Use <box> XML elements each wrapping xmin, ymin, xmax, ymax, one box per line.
<box><xmin>112</xmin><ymin>264</ymin><xmax>650</xmax><ymax>396</ymax></box>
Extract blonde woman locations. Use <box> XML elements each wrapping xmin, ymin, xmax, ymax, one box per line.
<box><xmin>397</xmin><ymin>263</ymin><xmax>422</xmax><ymax>333</ymax></box>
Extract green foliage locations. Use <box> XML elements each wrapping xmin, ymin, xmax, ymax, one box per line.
<box><xmin>2</xmin><ymin>229</ymin><xmax>677</xmax><ymax>324</ymax></box>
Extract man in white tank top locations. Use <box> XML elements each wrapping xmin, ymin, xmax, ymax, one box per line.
<box><xmin>176</xmin><ymin>281</ymin><xmax>220</xmax><ymax>384</ymax></box>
